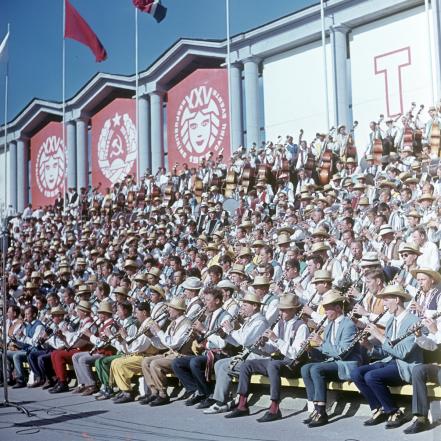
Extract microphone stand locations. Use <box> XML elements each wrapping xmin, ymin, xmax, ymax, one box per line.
<box><xmin>1</xmin><ymin>216</ymin><xmax>31</xmax><ymax>416</ymax></box>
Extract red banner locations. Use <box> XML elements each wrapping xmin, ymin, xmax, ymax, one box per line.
<box><xmin>30</xmin><ymin>121</ymin><xmax>66</xmax><ymax>207</ymax></box>
<box><xmin>91</xmin><ymin>98</ymin><xmax>137</xmax><ymax>191</ymax></box>
<box><xmin>167</xmin><ymin>68</ymin><xmax>230</xmax><ymax>170</ymax></box>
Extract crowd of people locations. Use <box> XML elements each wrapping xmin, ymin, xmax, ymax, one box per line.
<box><xmin>1</xmin><ymin>107</ymin><xmax>441</xmax><ymax>434</ymax></box>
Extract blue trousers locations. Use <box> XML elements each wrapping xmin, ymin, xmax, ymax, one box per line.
<box><xmin>301</xmin><ymin>361</ymin><xmax>340</xmax><ymax>402</ymax></box>
<box><xmin>350</xmin><ymin>360</ymin><xmax>404</xmax><ymax>414</ymax></box>
<box><xmin>27</xmin><ymin>348</ymin><xmax>52</xmax><ymax>381</ymax></box>
<box><xmin>6</xmin><ymin>350</ymin><xmax>28</xmax><ymax>383</ymax></box>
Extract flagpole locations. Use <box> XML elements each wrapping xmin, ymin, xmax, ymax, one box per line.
<box><xmin>3</xmin><ymin>24</ymin><xmax>9</xmax><ymax>225</ymax></box>
<box><xmin>226</xmin><ymin>0</ymin><xmax>233</xmax><ymax>155</ymax></box>
<box><xmin>62</xmin><ymin>0</ymin><xmax>67</xmax><ymax>211</ymax></box>
<box><xmin>320</xmin><ymin>0</ymin><xmax>330</xmax><ymax>130</ymax></box>
<box><xmin>135</xmin><ymin>7</ymin><xmax>140</xmax><ymax>185</ymax></box>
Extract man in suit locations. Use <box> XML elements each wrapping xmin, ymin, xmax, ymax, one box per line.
<box><xmin>351</xmin><ymin>284</ymin><xmax>423</xmax><ymax>429</ymax></box>
<box><xmin>301</xmin><ymin>290</ymin><xmax>362</xmax><ymax>427</ymax></box>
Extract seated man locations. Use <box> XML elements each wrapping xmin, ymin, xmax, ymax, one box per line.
<box><xmin>140</xmin><ymin>297</ymin><xmax>193</xmax><ymax>406</ymax></box>
<box><xmin>351</xmin><ymin>284</ymin><xmax>423</xmax><ymax>429</ymax></box>
<box><xmin>301</xmin><ymin>290</ymin><xmax>362</xmax><ymax>428</ymax></box>
<box><xmin>224</xmin><ymin>294</ymin><xmax>309</xmax><ymax>422</ymax></box>
<box><xmin>403</xmin><ymin>313</ymin><xmax>441</xmax><ymax>434</ymax></box>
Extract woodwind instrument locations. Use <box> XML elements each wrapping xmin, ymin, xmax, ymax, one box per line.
<box><xmin>336</xmin><ymin>309</ymin><xmax>388</xmax><ymax>360</ymax></box>
<box><xmin>390</xmin><ymin>311</ymin><xmax>441</xmax><ymax>347</ymax></box>
<box><xmin>125</xmin><ymin>310</ymin><xmax>170</xmax><ymax>345</ymax></box>
<box><xmin>289</xmin><ymin>315</ymin><xmax>327</xmax><ymax>368</ymax></box>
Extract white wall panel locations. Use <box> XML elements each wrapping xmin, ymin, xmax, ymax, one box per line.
<box><xmin>263</xmin><ymin>40</ymin><xmax>335</xmax><ymax>144</ymax></box>
<box><xmin>350</xmin><ymin>6</ymin><xmax>436</xmax><ymax>157</ymax></box>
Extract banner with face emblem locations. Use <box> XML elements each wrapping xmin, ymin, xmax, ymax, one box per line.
<box><xmin>30</xmin><ymin>121</ymin><xmax>66</xmax><ymax>207</ymax></box>
<box><xmin>167</xmin><ymin>68</ymin><xmax>230</xmax><ymax>169</ymax></box>
<box><xmin>91</xmin><ymin>98</ymin><xmax>137</xmax><ymax>191</ymax></box>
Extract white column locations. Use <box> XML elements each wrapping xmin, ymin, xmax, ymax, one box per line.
<box><xmin>230</xmin><ymin>62</ymin><xmax>243</xmax><ymax>151</ymax></box>
<box><xmin>331</xmin><ymin>24</ymin><xmax>351</xmax><ymax>128</ymax></box>
<box><xmin>432</xmin><ymin>0</ymin><xmax>441</xmax><ymax>101</ymax></box>
<box><xmin>8</xmin><ymin>141</ymin><xmax>17</xmax><ymax>210</ymax></box>
<box><xmin>16</xmin><ymin>137</ymin><xmax>29</xmax><ymax>213</ymax></box>
<box><xmin>138</xmin><ymin>94</ymin><xmax>151</xmax><ymax>176</ymax></box>
<box><xmin>66</xmin><ymin>120</ymin><xmax>77</xmax><ymax>189</ymax></box>
<box><xmin>76</xmin><ymin>116</ymin><xmax>89</xmax><ymax>191</ymax></box>
<box><xmin>150</xmin><ymin>91</ymin><xmax>164</xmax><ymax>173</ymax></box>
<box><xmin>243</xmin><ymin>57</ymin><xmax>260</xmax><ymax>149</ymax></box>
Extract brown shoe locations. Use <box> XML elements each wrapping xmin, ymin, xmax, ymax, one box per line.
<box><xmin>72</xmin><ymin>385</ymin><xmax>87</xmax><ymax>394</ymax></box>
<box><xmin>81</xmin><ymin>385</ymin><xmax>99</xmax><ymax>396</ymax></box>
<box><xmin>29</xmin><ymin>379</ymin><xmax>45</xmax><ymax>388</ymax></box>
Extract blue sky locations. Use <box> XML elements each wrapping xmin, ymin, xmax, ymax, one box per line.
<box><xmin>0</xmin><ymin>0</ymin><xmax>316</xmax><ymax>124</ymax></box>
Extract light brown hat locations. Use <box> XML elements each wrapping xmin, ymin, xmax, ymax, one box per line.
<box><xmin>311</xmin><ymin>227</ymin><xmax>330</xmax><ymax>238</ymax></box>
<box><xmin>407</xmin><ymin>210</ymin><xmax>422</xmax><ymax>219</ymax></box>
<box><xmin>31</xmin><ymin>271</ymin><xmax>42</xmax><ymax>279</ymax></box>
<box><xmin>50</xmin><ymin>306</ymin><xmax>66</xmax><ymax>316</ymax></box>
<box><xmin>419</xmin><ymin>193</ymin><xmax>435</xmax><ymax>202</ymax></box>
<box><xmin>321</xmin><ymin>289</ymin><xmax>347</xmax><ymax>306</ymax></box>
<box><xmin>312</xmin><ymin>270</ymin><xmax>332</xmax><ymax>283</ymax></box>
<box><xmin>242</xmin><ymin>291</ymin><xmax>262</xmax><ymax>305</ymax></box>
<box><xmin>278</xmin><ymin>294</ymin><xmax>301</xmax><ymax>310</ymax></box>
<box><xmin>238</xmin><ymin>247</ymin><xmax>253</xmax><ymax>258</ymax></box>
<box><xmin>217</xmin><ymin>279</ymin><xmax>236</xmax><ymax>291</ymax></box>
<box><xmin>398</xmin><ymin>242</ymin><xmax>421</xmax><ymax>256</ymax></box>
<box><xmin>376</xmin><ymin>284</ymin><xmax>411</xmax><ymax>302</ymax></box>
<box><xmin>410</xmin><ymin>268</ymin><xmax>441</xmax><ymax>284</ymax></box>
<box><xmin>114</xmin><ymin>286</ymin><xmax>130</xmax><ymax>297</ymax></box>
<box><xmin>230</xmin><ymin>263</ymin><xmax>246</xmax><ymax>276</ymax></box>
<box><xmin>166</xmin><ymin>297</ymin><xmax>186</xmax><ymax>311</ymax></box>
<box><xmin>277</xmin><ymin>234</ymin><xmax>292</xmax><ymax>245</ymax></box>
<box><xmin>277</xmin><ymin>226</ymin><xmax>295</xmax><ymax>236</ymax></box>
<box><xmin>310</xmin><ymin>242</ymin><xmax>331</xmax><ymax>253</ymax></box>
<box><xmin>97</xmin><ymin>301</ymin><xmax>113</xmax><ymax>315</ymax></box>
<box><xmin>149</xmin><ymin>284</ymin><xmax>165</xmax><ymax>298</ymax></box>
<box><xmin>124</xmin><ymin>259</ymin><xmax>139</xmax><ymax>269</ymax></box>
<box><xmin>77</xmin><ymin>285</ymin><xmax>92</xmax><ymax>296</ymax></box>
<box><xmin>76</xmin><ymin>300</ymin><xmax>92</xmax><ymax>313</ymax></box>
<box><xmin>134</xmin><ymin>273</ymin><xmax>149</xmax><ymax>284</ymax></box>
<box><xmin>252</xmin><ymin>240</ymin><xmax>267</xmax><ymax>248</ymax></box>
<box><xmin>251</xmin><ymin>275</ymin><xmax>271</xmax><ymax>287</ymax></box>
<box><xmin>147</xmin><ymin>267</ymin><xmax>161</xmax><ymax>279</ymax></box>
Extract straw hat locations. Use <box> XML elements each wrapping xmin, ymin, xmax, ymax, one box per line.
<box><xmin>76</xmin><ymin>300</ymin><xmax>92</xmax><ymax>313</ymax></box>
<box><xmin>312</xmin><ymin>270</ymin><xmax>332</xmax><ymax>284</ymax></box>
<box><xmin>311</xmin><ymin>227</ymin><xmax>330</xmax><ymax>238</ymax></box>
<box><xmin>50</xmin><ymin>306</ymin><xmax>66</xmax><ymax>316</ymax></box>
<box><xmin>398</xmin><ymin>242</ymin><xmax>421</xmax><ymax>256</ymax></box>
<box><xmin>149</xmin><ymin>284</ymin><xmax>165</xmax><ymax>298</ymax></box>
<box><xmin>182</xmin><ymin>277</ymin><xmax>203</xmax><ymax>290</ymax></box>
<box><xmin>410</xmin><ymin>268</ymin><xmax>441</xmax><ymax>284</ymax></box>
<box><xmin>406</xmin><ymin>210</ymin><xmax>422</xmax><ymax>218</ymax></box>
<box><xmin>251</xmin><ymin>276</ymin><xmax>271</xmax><ymax>287</ymax></box>
<box><xmin>230</xmin><ymin>264</ymin><xmax>246</xmax><ymax>276</ymax></box>
<box><xmin>114</xmin><ymin>286</ymin><xmax>130</xmax><ymax>297</ymax></box>
<box><xmin>97</xmin><ymin>301</ymin><xmax>114</xmax><ymax>315</ymax></box>
<box><xmin>238</xmin><ymin>247</ymin><xmax>253</xmax><ymax>258</ymax></box>
<box><xmin>167</xmin><ymin>297</ymin><xmax>186</xmax><ymax>311</ymax></box>
<box><xmin>277</xmin><ymin>233</ymin><xmax>292</xmax><ymax>245</ymax></box>
<box><xmin>77</xmin><ymin>284</ymin><xmax>92</xmax><ymax>296</ymax></box>
<box><xmin>31</xmin><ymin>271</ymin><xmax>42</xmax><ymax>279</ymax></box>
<box><xmin>376</xmin><ymin>284</ymin><xmax>411</xmax><ymax>302</ymax></box>
<box><xmin>217</xmin><ymin>280</ymin><xmax>236</xmax><ymax>291</ymax></box>
<box><xmin>360</xmin><ymin>252</ymin><xmax>381</xmax><ymax>267</ymax></box>
<box><xmin>147</xmin><ymin>267</ymin><xmax>161</xmax><ymax>278</ymax></box>
<box><xmin>242</xmin><ymin>291</ymin><xmax>262</xmax><ymax>305</ymax></box>
<box><xmin>310</xmin><ymin>242</ymin><xmax>331</xmax><ymax>253</ymax></box>
<box><xmin>278</xmin><ymin>295</ymin><xmax>301</xmax><ymax>310</ymax></box>
<box><xmin>321</xmin><ymin>289</ymin><xmax>347</xmax><ymax>306</ymax></box>
<box><xmin>134</xmin><ymin>273</ymin><xmax>149</xmax><ymax>284</ymax></box>
<box><xmin>378</xmin><ymin>225</ymin><xmax>395</xmax><ymax>236</ymax></box>
<box><xmin>276</xmin><ymin>226</ymin><xmax>295</xmax><ymax>236</ymax></box>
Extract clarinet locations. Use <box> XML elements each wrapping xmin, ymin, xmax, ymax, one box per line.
<box><xmin>197</xmin><ymin>309</ymin><xmax>240</xmax><ymax>342</ymax></box>
<box><xmin>390</xmin><ymin>311</ymin><xmax>441</xmax><ymax>347</ymax></box>
<box><xmin>336</xmin><ymin>309</ymin><xmax>388</xmax><ymax>359</ymax></box>
<box><xmin>125</xmin><ymin>311</ymin><xmax>171</xmax><ymax>345</ymax></box>
<box><xmin>289</xmin><ymin>315</ymin><xmax>327</xmax><ymax>368</ymax></box>
<box><xmin>411</xmin><ymin>288</ymin><xmax>424</xmax><ymax>316</ymax></box>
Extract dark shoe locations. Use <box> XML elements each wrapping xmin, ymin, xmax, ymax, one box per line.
<box><xmin>96</xmin><ymin>392</ymin><xmax>113</xmax><ymax>401</ymax></box>
<box><xmin>364</xmin><ymin>409</ymin><xmax>388</xmax><ymax>426</ymax></box>
<box><xmin>308</xmin><ymin>413</ymin><xmax>329</xmax><ymax>428</ymax></box>
<box><xmin>178</xmin><ymin>390</ymin><xmax>194</xmax><ymax>401</ymax></box>
<box><xmin>72</xmin><ymin>385</ymin><xmax>87</xmax><ymax>394</ymax></box>
<box><xmin>139</xmin><ymin>395</ymin><xmax>157</xmax><ymax>405</ymax></box>
<box><xmin>257</xmin><ymin>410</ymin><xmax>282</xmax><ymax>423</ymax></box>
<box><xmin>43</xmin><ymin>379</ymin><xmax>56</xmax><ymax>390</ymax></box>
<box><xmin>303</xmin><ymin>410</ymin><xmax>317</xmax><ymax>425</ymax></box>
<box><xmin>225</xmin><ymin>407</ymin><xmax>250</xmax><ymax>419</ymax></box>
<box><xmin>403</xmin><ymin>417</ymin><xmax>430</xmax><ymax>434</ymax></box>
<box><xmin>81</xmin><ymin>385</ymin><xmax>99</xmax><ymax>396</ymax></box>
<box><xmin>185</xmin><ymin>394</ymin><xmax>206</xmax><ymax>406</ymax></box>
<box><xmin>113</xmin><ymin>392</ymin><xmax>134</xmax><ymax>404</ymax></box>
<box><xmin>196</xmin><ymin>398</ymin><xmax>216</xmax><ymax>409</ymax></box>
<box><xmin>112</xmin><ymin>391</ymin><xmax>124</xmax><ymax>401</ymax></box>
<box><xmin>49</xmin><ymin>382</ymin><xmax>69</xmax><ymax>393</ymax></box>
<box><xmin>12</xmin><ymin>382</ymin><xmax>26</xmax><ymax>389</ymax></box>
<box><xmin>386</xmin><ymin>410</ymin><xmax>407</xmax><ymax>429</ymax></box>
<box><xmin>150</xmin><ymin>396</ymin><xmax>170</xmax><ymax>407</ymax></box>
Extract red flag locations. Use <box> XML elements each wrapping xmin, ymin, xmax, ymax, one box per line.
<box><xmin>133</xmin><ymin>0</ymin><xmax>167</xmax><ymax>23</ymax></box>
<box><xmin>64</xmin><ymin>0</ymin><xmax>107</xmax><ymax>62</ymax></box>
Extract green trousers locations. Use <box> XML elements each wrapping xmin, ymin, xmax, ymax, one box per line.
<box><xmin>95</xmin><ymin>354</ymin><xmax>122</xmax><ymax>386</ymax></box>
